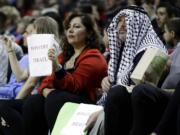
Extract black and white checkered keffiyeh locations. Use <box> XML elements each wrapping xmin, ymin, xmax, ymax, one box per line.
<box><xmin>108</xmin><ymin>6</ymin><xmax>167</xmax><ymax>85</ymax></box>
<box><xmin>97</xmin><ymin>6</ymin><xmax>167</xmax><ymax>106</ymax></box>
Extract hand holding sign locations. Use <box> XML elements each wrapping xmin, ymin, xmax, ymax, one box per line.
<box><xmin>48</xmin><ymin>48</ymin><xmax>59</xmax><ymax>72</ymax></box>
<box><xmin>27</xmin><ymin>34</ymin><xmax>55</xmax><ymax>77</ymax></box>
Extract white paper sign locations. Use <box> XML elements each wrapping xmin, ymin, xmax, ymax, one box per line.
<box><xmin>61</xmin><ymin>103</ymin><xmax>103</xmax><ymax>135</ymax></box>
<box><xmin>27</xmin><ymin>34</ymin><xmax>54</xmax><ymax>77</ymax></box>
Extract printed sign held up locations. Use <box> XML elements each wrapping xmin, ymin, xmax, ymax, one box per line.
<box><xmin>27</xmin><ymin>34</ymin><xmax>54</xmax><ymax>77</ymax></box>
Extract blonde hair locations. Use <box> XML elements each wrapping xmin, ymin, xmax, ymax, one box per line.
<box><xmin>0</xmin><ymin>5</ymin><xmax>21</xmax><ymax>25</ymax></box>
<box><xmin>33</xmin><ymin>16</ymin><xmax>60</xmax><ymax>43</ymax></box>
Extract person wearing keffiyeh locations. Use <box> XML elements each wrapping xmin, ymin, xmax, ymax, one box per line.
<box><xmin>97</xmin><ymin>5</ymin><xmax>167</xmax><ymax>106</ymax></box>
<box><xmin>85</xmin><ymin>6</ymin><xmax>167</xmax><ymax>135</ymax></box>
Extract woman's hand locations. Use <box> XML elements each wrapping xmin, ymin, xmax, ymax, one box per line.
<box><xmin>84</xmin><ymin>110</ymin><xmax>102</xmax><ymax>132</ymax></box>
<box><xmin>48</xmin><ymin>48</ymin><xmax>59</xmax><ymax>71</ymax></box>
<box><xmin>2</xmin><ymin>36</ymin><xmax>13</xmax><ymax>51</ymax></box>
<box><xmin>101</xmin><ymin>76</ymin><xmax>111</xmax><ymax>92</ymax></box>
<box><xmin>42</xmin><ymin>88</ymin><xmax>55</xmax><ymax>98</ymax></box>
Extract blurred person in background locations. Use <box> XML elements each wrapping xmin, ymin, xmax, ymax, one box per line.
<box><xmin>0</xmin><ymin>5</ymin><xmax>21</xmax><ymax>37</ymax></box>
<box><xmin>151</xmin><ymin>2</ymin><xmax>175</xmax><ymax>52</ymax></box>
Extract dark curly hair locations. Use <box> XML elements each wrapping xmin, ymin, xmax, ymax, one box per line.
<box><xmin>62</xmin><ymin>12</ymin><xmax>103</xmax><ymax>63</ymax></box>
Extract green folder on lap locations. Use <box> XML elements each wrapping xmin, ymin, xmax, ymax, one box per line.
<box><xmin>51</xmin><ymin>102</ymin><xmax>103</xmax><ymax>135</ymax></box>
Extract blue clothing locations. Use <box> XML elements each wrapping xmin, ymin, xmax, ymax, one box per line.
<box><xmin>161</xmin><ymin>42</ymin><xmax>180</xmax><ymax>89</ymax></box>
<box><xmin>0</xmin><ymin>42</ymin><xmax>23</xmax><ymax>85</ymax></box>
<box><xmin>0</xmin><ymin>41</ymin><xmax>8</xmax><ymax>85</ymax></box>
<box><xmin>0</xmin><ymin>55</ymin><xmax>28</xmax><ymax>99</ymax></box>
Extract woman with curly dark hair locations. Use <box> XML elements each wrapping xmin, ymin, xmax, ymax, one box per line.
<box><xmin>0</xmin><ymin>12</ymin><xmax>107</xmax><ymax>135</ymax></box>
<box><xmin>61</xmin><ymin>12</ymin><xmax>104</xmax><ymax>63</ymax></box>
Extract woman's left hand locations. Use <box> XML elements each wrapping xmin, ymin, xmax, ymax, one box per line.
<box><xmin>48</xmin><ymin>48</ymin><xmax>59</xmax><ymax>71</ymax></box>
<box><xmin>42</xmin><ymin>88</ymin><xmax>55</xmax><ymax>98</ymax></box>
<box><xmin>101</xmin><ymin>76</ymin><xmax>111</xmax><ymax>92</ymax></box>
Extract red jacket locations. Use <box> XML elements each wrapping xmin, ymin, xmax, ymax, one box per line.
<box><xmin>37</xmin><ymin>48</ymin><xmax>108</xmax><ymax>102</ymax></box>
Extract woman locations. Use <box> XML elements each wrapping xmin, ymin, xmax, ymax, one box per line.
<box><xmin>0</xmin><ymin>16</ymin><xmax>61</xmax><ymax>99</ymax></box>
<box><xmin>15</xmin><ymin>15</ymin><xmax>63</xmax><ymax>99</ymax></box>
<box><xmin>0</xmin><ymin>18</ymin><xmax>34</xmax><ymax>99</ymax></box>
<box><xmin>27</xmin><ymin>12</ymin><xmax>107</xmax><ymax>135</ymax></box>
<box><xmin>0</xmin><ymin>16</ymin><xmax>62</xmax><ymax>135</ymax></box>
<box><xmin>0</xmin><ymin>12</ymin><xmax>107</xmax><ymax>135</ymax></box>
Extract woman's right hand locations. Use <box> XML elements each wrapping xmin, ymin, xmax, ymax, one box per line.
<box><xmin>101</xmin><ymin>76</ymin><xmax>111</xmax><ymax>92</ymax></box>
<box><xmin>84</xmin><ymin>110</ymin><xmax>102</xmax><ymax>132</ymax></box>
<box><xmin>48</xmin><ymin>48</ymin><xmax>59</xmax><ymax>72</ymax></box>
<box><xmin>2</xmin><ymin>36</ymin><xmax>13</xmax><ymax>51</ymax></box>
